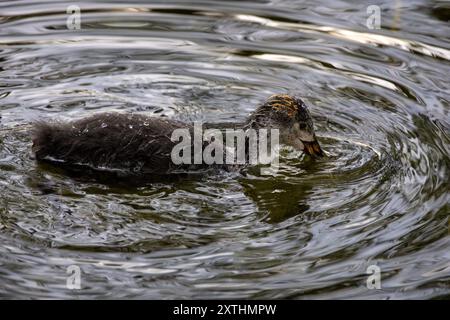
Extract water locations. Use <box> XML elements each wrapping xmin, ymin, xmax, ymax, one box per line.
<box><xmin>0</xmin><ymin>0</ymin><xmax>449</xmax><ymax>299</ymax></box>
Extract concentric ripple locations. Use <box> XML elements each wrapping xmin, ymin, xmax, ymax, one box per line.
<box><xmin>0</xmin><ymin>0</ymin><xmax>449</xmax><ymax>299</ymax></box>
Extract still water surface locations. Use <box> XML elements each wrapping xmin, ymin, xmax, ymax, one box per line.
<box><xmin>0</xmin><ymin>0</ymin><xmax>449</xmax><ymax>299</ymax></box>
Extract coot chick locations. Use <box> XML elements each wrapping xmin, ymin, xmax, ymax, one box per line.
<box><xmin>32</xmin><ymin>94</ymin><xmax>324</xmax><ymax>175</ymax></box>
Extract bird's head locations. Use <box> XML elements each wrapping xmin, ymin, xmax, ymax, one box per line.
<box><xmin>246</xmin><ymin>94</ymin><xmax>324</xmax><ymax>157</ymax></box>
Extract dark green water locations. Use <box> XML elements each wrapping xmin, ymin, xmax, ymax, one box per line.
<box><xmin>0</xmin><ymin>0</ymin><xmax>449</xmax><ymax>299</ymax></box>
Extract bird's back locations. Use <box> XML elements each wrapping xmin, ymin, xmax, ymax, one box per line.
<box><xmin>32</xmin><ymin>113</ymin><xmax>190</xmax><ymax>174</ymax></box>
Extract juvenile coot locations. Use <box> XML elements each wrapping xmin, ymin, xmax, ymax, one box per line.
<box><xmin>32</xmin><ymin>94</ymin><xmax>324</xmax><ymax>175</ymax></box>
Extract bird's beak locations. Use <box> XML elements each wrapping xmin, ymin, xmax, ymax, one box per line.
<box><xmin>302</xmin><ymin>138</ymin><xmax>325</xmax><ymax>157</ymax></box>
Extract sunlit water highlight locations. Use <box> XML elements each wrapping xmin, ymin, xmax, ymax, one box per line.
<box><xmin>0</xmin><ymin>0</ymin><xmax>449</xmax><ymax>299</ymax></box>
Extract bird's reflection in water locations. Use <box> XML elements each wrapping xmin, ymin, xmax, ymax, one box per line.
<box><xmin>239</xmin><ymin>159</ymin><xmax>321</xmax><ymax>223</ymax></box>
<box><xmin>31</xmin><ymin>156</ymin><xmax>323</xmax><ymax>224</ymax></box>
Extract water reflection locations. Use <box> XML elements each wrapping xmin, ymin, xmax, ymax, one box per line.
<box><xmin>0</xmin><ymin>0</ymin><xmax>449</xmax><ymax>299</ymax></box>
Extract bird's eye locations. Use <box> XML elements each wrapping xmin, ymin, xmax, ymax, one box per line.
<box><xmin>298</xmin><ymin>122</ymin><xmax>307</xmax><ymax>129</ymax></box>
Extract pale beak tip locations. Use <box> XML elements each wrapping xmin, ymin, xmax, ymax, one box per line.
<box><xmin>303</xmin><ymin>140</ymin><xmax>325</xmax><ymax>158</ymax></box>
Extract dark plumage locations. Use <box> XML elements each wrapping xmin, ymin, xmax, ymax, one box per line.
<box><xmin>33</xmin><ymin>113</ymin><xmax>202</xmax><ymax>174</ymax></box>
<box><xmin>32</xmin><ymin>94</ymin><xmax>323</xmax><ymax>176</ymax></box>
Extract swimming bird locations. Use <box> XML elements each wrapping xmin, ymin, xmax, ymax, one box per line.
<box><xmin>32</xmin><ymin>94</ymin><xmax>323</xmax><ymax>176</ymax></box>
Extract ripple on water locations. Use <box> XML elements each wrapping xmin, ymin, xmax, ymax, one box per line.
<box><xmin>0</xmin><ymin>0</ymin><xmax>449</xmax><ymax>299</ymax></box>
